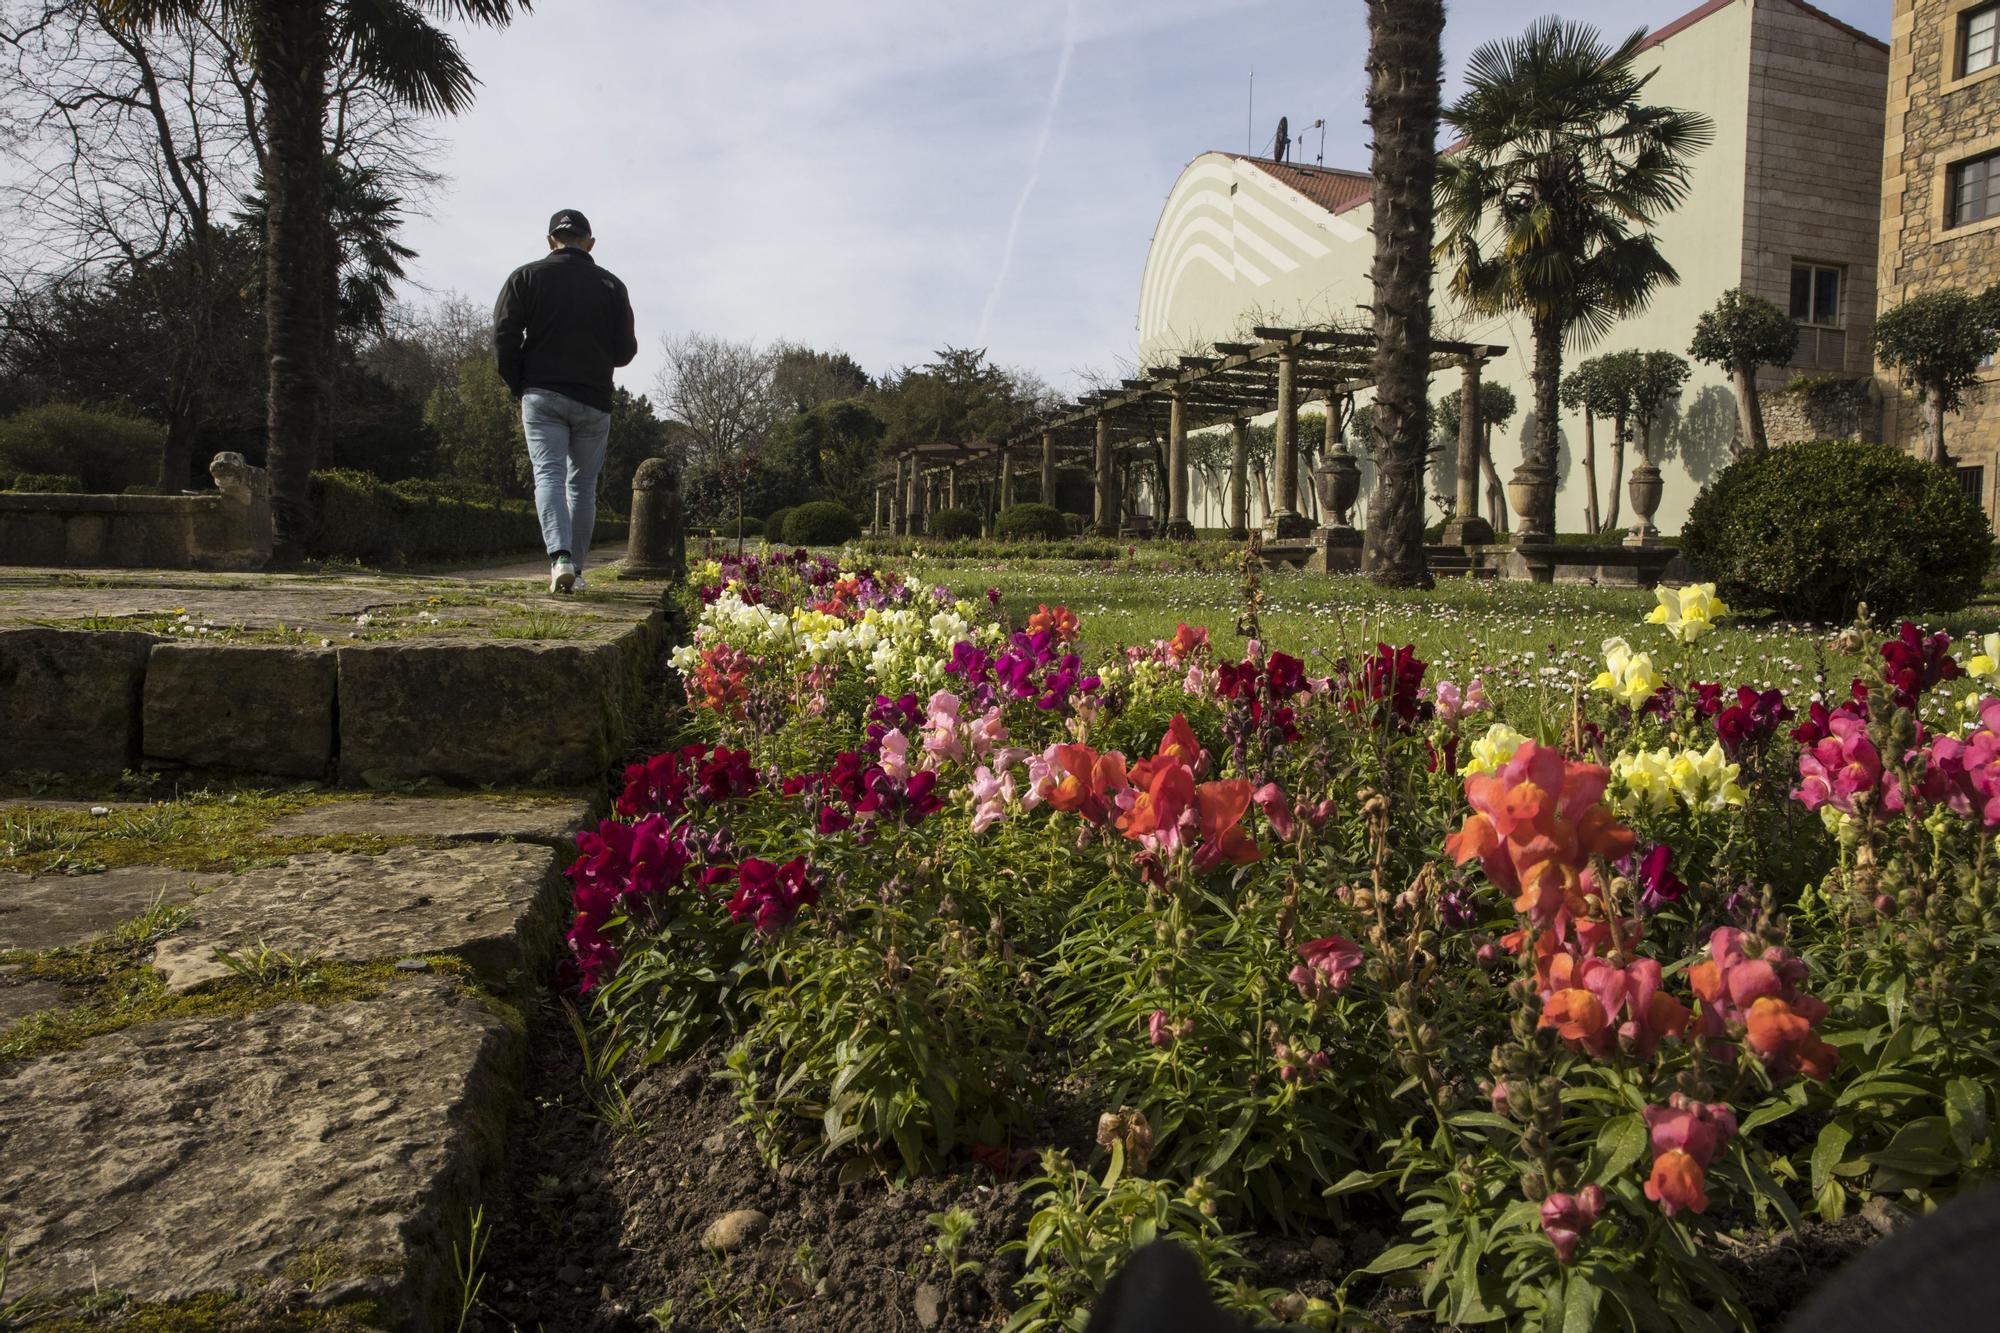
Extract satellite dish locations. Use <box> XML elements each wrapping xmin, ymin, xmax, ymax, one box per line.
<box><xmin>1273</xmin><ymin>115</ymin><xmax>1290</xmax><ymax>162</ymax></box>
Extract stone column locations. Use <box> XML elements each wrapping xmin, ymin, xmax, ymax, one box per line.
<box><xmin>1267</xmin><ymin>345</ymin><xmax>1310</xmax><ymax>538</ymax></box>
<box><xmin>999</xmin><ymin>445</ymin><xmax>1015</xmax><ymax>510</ymax></box>
<box><xmin>618</xmin><ymin>457</ymin><xmax>685</xmax><ymax>581</ymax></box>
<box><xmin>893</xmin><ymin>454</ymin><xmax>909</xmax><ymax>535</ymax></box>
<box><xmin>906</xmin><ymin>458</ymin><xmax>925</xmax><ymax>535</ymax></box>
<box><xmin>1228</xmin><ymin>420</ymin><xmax>1249</xmax><ymax>540</ymax></box>
<box><xmin>1442</xmin><ymin>355</ymin><xmax>1495</xmax><ymax>546</ymax></box>
<box><xmin>872</xmin><ymin>484</ymin><xmax>885</xmax><ymax>534</ymax></box>
<box><xmin>1040</xmin><ymin>431</ymin><xmax>1057</xmax><ymax>507</ymax></box>
<box><xmin>1094</xmin><ymin>413</ymin><xmax>1119</xmax><ymax>536</ymax></box>
<box><xmin>1166</xmin><ymin>388</ymin><xmax>1193</xmax><ymax>539</ymax></box>
<box><xmin>947</xmin><ymin>462</ymin><xmax>959</xmax><ymax>509</ymax></box>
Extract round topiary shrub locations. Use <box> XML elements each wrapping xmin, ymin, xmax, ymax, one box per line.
<box><xmin>762</xmin><ymin>506</ymin><xmax>795</xmax><ymax>544</ymax></box>
<box><xmin>718</xmin><ymin>515</ymin><xmax>763</xmax><ymax>539</ymax></box>
<box><xmin>995</xmin><ymin>503</ymin><xmax>1069</xmax><ymax>541</ymax></box>
<box><xmin>927</xmin><ymin>507</ymin><xmax>979</xmax><ymax>539</ymax></box>
<box><xmin>1681</xmin><ymin>439</ymin><xmax>1993</xmax><ymax>621</ymax></box>
<box><xmin>783</xmin><ymin>500</ymin><xmax>860</xmax><ymax>546</ymax></box>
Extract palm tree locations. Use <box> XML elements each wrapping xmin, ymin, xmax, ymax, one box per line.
<box><xmin>1435</xmin><ymin>18</ymin><xmax>1711</xmax><ymax>542</ymax></box>
<box><xmin>108</xmin><ymin>0</ymin><xmax>530</xmax><ymax>561</ymax></box>
<box><xmin>1362</xmin><ymin>0</ymin><xmax>1446</xmax><ymax>588</ymax></box>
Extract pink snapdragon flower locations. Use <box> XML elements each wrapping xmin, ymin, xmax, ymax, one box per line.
<box><xmin>878</xmin><ymin>727</ymin><xmax>913</xmax><ymax>781</ymax></box>
<box><xmin>969</xmin><ymin>764</ymin><xmax>1016</xmax><ymax>834</ymax></box>
<box><xmin>920</xmin><ymin>690</ymin><xmax>965</xmax><ymax>764</ymax></box>
<box><xmin>1290</xmin><ymin>934</ymin><xmax>1364</xmax><ymax>998</ymax></box>
<box><xmin>1792</xmin><ymin>714</ymin><xmax>1881</xmax><ymax>816</ymax></box>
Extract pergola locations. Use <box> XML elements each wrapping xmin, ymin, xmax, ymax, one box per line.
<box><xmin>874</xmin><ymin>325</ymin><xmax>1509</xmax><ymax>543</ymax></box>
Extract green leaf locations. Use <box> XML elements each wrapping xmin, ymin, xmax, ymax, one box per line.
<box><xmin>1738</xmin><ymin>1095</ymin><xmax>1801</xmax><ymax>1135</ymax></box>
<box><xmin>1811</xmin><ymin>1121</ymin><xmax>1853</xmax><ymax>1194</ymax></box>
<box><xmin>1563</xmin><ymin>1271</ymin><xmax>1603</xmax><ymax>1333</ymax></box>
<box><xmin>1101</xmin><ymin>1139</ymin><xmax>1125</xmax><ymax>1192</ymax></box>
<box><xmin>1324</xmin><ymin>1168</ymin><xmax>1390</xmax><ymax>1197</ymax></box>
<box><xmin>1595</xmin><ymin>1114</ymin><xmax>1647</xmax><ymax>1181</ymax></box>
<box><xmin>1197</xmin><ymin>1103</ymin><xmax>1258</xmax><ymax>1176</ymax></box>
<box><xmin>1361</xmin><ymin>1242</ymin><xmax>1435</xmax><ymax>1276</ymax></box>
<box><xmin>1946</xmin><ymin>1077</ymin><xmax>1992</xmax><ymax>1160</ymax></box>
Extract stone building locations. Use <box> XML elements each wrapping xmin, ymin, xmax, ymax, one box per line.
<box><xmin>1879</xmin><ymin>0</ymin><xmax>2000</xmax><ymax>518</ymax></box>
<box><xmin>1135</xmin><ymin>0</ymin><xmax>1888</xmax><ymax>535</ymax></box>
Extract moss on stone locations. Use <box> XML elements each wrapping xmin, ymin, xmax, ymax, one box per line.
<box><xmin>18</xmin><ymin>1292</ymin><xmax>389</xmax><ymax>1331</ymax></box>
<box><xmin>0</xmin><ymin>789</ymin><xmax>403</xmax><ymax>875</ymax></box>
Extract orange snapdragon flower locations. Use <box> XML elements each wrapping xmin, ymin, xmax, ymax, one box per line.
<box><xmin>1445</xmin><ymin>741</ymin><xmax>1635</xmax><ymax>932</ymax></box>
<box><xmin>1027</xmin><ymin>603</ymin><xmax>1079</xmax><ymax>640</ymax></box>
<box><xmin>1044</xmin><ymin>743</ymin><xmax>1128</xmax><ymax>825</ymax></box>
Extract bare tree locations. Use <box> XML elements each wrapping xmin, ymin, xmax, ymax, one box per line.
<box><xmin>653</xmin><ymin>332</ymin><xmax>786</xmax><ymax>473</ymax></box>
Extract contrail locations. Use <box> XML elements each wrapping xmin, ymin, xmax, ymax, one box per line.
<box><xmin>978</xmin><ymin>0</ymin><xmax>1079</xmax><ymax>346</ymax></box>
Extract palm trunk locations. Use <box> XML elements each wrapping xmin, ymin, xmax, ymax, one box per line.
<box><xmin>253</xmin><ymin>2</ymin><xmax>330</xmax><ymax>564</ymax></box>
<box><xmin>1734</xmin><ymin>362</ymin><xmax>1768</xmax><ymax>455</ymax></box>
<box><xmin>1925</xmin><ymin>385</ymin><xmax>1949</xmax><ymax>466</ymax></box>
<box><xmin>1480</xmin><ymin>423</ymin><xmax>1506</xmax><ymax>534</ymax></box>
<box><xmin>1528</xmin><ymin>312</ymin><xmax>1562</xmax><ymax>539</ymax></box>
<box><xmin>1580</xmin><ymin>412</ymin><xmax>1599</xmax><ymax>534</ymax></box>
<box><xmin>1361</xmin><ymin>0</ymin><xmax>1444</xmax><ymax>588</ymax></box>
<box><xmin>1604</xmin><ymin>418</ymin><xmax>1627</xmax><ymax>532</ymax></box>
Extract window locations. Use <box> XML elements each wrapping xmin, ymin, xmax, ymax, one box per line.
<box><xmin>1949</xmin><ymin>151</ymin><xmax>2000</xmax><ymax>227</ymax></box>
<box><xmin>1789</xmin><ymin>264</ymin><xmax>1842</xmax><ymax>325</ymax></box>
<box><xmin>1957</xmin><ymin>466</ymin><xmax>1986</xmax><ymax>509</ymax></box>
<box><xmin>1963</xmin><ymin>3</ymin><xmax>1999</xmax><ymax>78</ymax></box>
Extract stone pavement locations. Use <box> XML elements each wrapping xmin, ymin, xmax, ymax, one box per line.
<box><xmin>0</xmin><ymin>791</ymin><xmax>595</xmax><ymax>1329</ymax></box>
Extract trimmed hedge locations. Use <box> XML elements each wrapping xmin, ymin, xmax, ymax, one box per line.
<box><xmin>1681</xmin><ymin>440</ymin><xmax>1992</xmax><ymax>620</ymax></box>
<box><xmin>0</xmin><ymin>404</ymin><xmax>164</xmax><ymax>492</ymax></box>
<box><xmin>718</xmin><ymin>516</ymin><xmax>764</xmax><ymax>539</ymax></box>
<box><xmin>927</xmin><ymin>507</ymin><xmax>980</xmax><ymax>539</ymax></box>
<box><xmin>763</xmin><ymin>507</ymin><xmax>796</xmax><ymax>545</ymax></box>
<box><xmin>306</xmin><ymin>469</ymin><xmax>627</xmax><ymax>566</ymax></box>
<box><xmin>784</xmin><ymin>500</ymin><xmax>861</xmax><ymax>546</ymax></box>
<box><xmin>4</xmin><ymin>472</ymin><xmax>85</xmax><ymax>493</ymax></box>
<box><xmin>995</xmin><ymin>503</ymin><xmax>1069</xmax><ymax>541</ymax></box>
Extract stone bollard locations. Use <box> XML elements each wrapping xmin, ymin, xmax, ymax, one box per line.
<box><xmin>619</xmin><ymin>457</ymin><xmax>685</xmax><ymax>582</ymax></box>
<box><xmin>190</xmin><ymin>451</ymin><xmax>273</xmax><ymax>569</ymax></box>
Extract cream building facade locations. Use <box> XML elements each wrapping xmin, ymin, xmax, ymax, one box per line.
<box><xmin>1879</xmin><ymin>0</ymin><xmax>2000</xmax><ymax>518</ymax></box>
<box><xmin>1135</xmin><ymin>0</ymin><xmax>1888</xmax><ymax>536</ymax></box>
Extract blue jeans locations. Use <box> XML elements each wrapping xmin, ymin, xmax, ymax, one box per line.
<box><xmin>522</xmin><ymin>390</ymin><xmax>612</xmax><ymax>562</ymax></box>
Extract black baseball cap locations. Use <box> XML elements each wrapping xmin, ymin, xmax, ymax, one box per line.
<box><xmin>548</xmin><ymin>209</ymin><xmax>592</xmax><ymax>238</ymax></box>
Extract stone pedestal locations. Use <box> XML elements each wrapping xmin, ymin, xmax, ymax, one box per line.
<box><xmin>1305</xmin><ymin>526</ymin><xmax>1364</xmax><ymax>573</ymax></box>
<box><xmin>618</xmin><ymin>458</ymin><xmax>685</xmax><ymax>582</ymax></box>
<box><xmin>1162</xmin><ymin>518</ymin><xmax>1196</xmax><ymax>541</ymax></box>
<box><xmin>1440</xmin><ymin>514</ymin><xmax>1495</xmax><ymax>546</ymax></box>
<box><xmin>1264</xmin><ymin>510</ymin><xmax>1313</xmax><ymax>540</ymax></box>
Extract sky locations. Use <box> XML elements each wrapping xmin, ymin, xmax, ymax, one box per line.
<box><xmin>400</xmin><ymin>0</ymin><xmax>1891</xmax><ymax>401</ymax></box>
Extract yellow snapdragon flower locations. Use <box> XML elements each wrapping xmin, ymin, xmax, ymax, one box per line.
<box><xmin>1646</xmin><ymin>583</ymin><xmax>1727</xmax><ymax>643</ymax></box>
<box><xmin>1462</xmin><ymin>722</ymin><xmax>1528</xmax><ymax>776</ymax></box>
<box><xmin>1611</xmin><ymin>747</ymin><xmax>1677</xmax><ymax>813</ymax></box>
<box><xmin>1591</xmin><ymin>637</ymin><xmax>1663</xmax><ymax>707</ymax></box>
<box><xmin>1668</xmin><ymin>741</ymin><xmax>1747</xmax><ymax>809</ymax></box>
<box><xmin>1966</xmin><ymin>632</ymin><xmax>2000</xmax><ymax>680</ymax></box>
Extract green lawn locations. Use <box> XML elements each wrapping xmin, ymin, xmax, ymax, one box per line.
<box><xmin>895</xmin><ymin>551</ymin><xmax>1997</xmax><ymax>730</ymax></box>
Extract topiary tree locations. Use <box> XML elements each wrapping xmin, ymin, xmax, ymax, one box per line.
<box><xmin>781</xmin><ymin>500</ymin><xmax>859</xmax><ymax>546</ymax></box>
<box><xmin>1688</xmin><ymin>288</ymin><xmax>1798</xmax><ymax>456</ymax></box>
<box><xmin>718</xmin><ymin>515</ymin><xmax>763</xmax><ymax>539</ymax></box>
<box><xmin>1629</xmin><ymin>351</ymin><xmax>1691</xmax><ymax>468</ymax></box>
<box><xmin>994</xmin><ymin>502</ymin><xmax>1069</xmax><ymax>541</ymax></box>
<box><xmin>927</xmin><ymin>507</ymin><xmax>979</xmax><ymax>540</ymax></box>
<box><xmin>1681</xmin><ymin>439</ymin><xmax>1992</xmax><ymax>620</ymax></box>
<box><xmin>762</xmin><ymin>506</ymin><xmax>795</xmax><ymax>546</ymax></box>
<box><xmin>1873</xmin><ymin>283</ymin><xmax>2000</xmax><ymax>466</ymax></box>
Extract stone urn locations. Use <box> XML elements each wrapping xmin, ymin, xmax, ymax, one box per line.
<box><xmin>1625</xmin><ymin>463</ymin><xmax>1664</xmax><ymax>548</ymax></box>
<box><xmin>1314</xmin><ymin>451</ymin><xmax>1362</xmax><ymax>530</ymax></box>
<box><xmin>1507</xmin><ymin>461</ymin><xmax>1555</xmax><ymax>544</ymax></box>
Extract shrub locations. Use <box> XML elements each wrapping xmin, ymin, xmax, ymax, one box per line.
<box><xmin>762</xmin><ymin>507</ymin><xmax>795</xmax><ymax>544</ymax></box>
<box><xmin>305</xmin><ymin>468</ymin><xmax>628</xmax><ymax>566</ymax></box>
<box><xmin>995</xmin><ymin>503</ymin><xmax>1069</xmax><ymax>541</ymax></box>
<box><xmin>783</xmin><ymin>500</ymin><xmax>860</xmax><ymax>546</ymax></box>
<box><xmin>0</xmin><ymin>404</ymin><xmax>164</xmax><ymax>493</ymax></box>
<box><xmin>5</xmin><ymin>472</ymin><xmax>85</xmax><ymax>493</ymax></box>
<box><xmin>1681</xmin><ymin>439</ymin><xmax>1992</xmax><ymax>620</ymax></box>
<box><xmin>927</xmin><ymin>506</ymin><xmax>979</xmax><ymax>539</ymax></box>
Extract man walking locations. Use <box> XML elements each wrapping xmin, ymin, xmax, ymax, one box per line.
<box><xmin>494</xmin><ymin>209</ymin><xmax>638</xmax><ymax>593</ymax></box>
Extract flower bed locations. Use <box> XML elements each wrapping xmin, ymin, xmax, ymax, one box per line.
<box><xmin>570</xmin><ymin>548</ymin><xmax>2000</xmax><ymax>1330</ymax></box>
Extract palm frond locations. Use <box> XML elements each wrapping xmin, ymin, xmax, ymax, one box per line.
<box><xmin>336</xmin><ymin>0</ymin><xmax>476</xmax><ymax>115</ymax></box>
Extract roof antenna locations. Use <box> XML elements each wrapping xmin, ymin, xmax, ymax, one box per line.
<box><xmin>1246</xmin><ymin>69</ymin><xmax>1254</xmax><ymax>153</ymax></box>
<box><xmin>1314</xmin><ymin>117</ymin><xmax>1326</xmax><ymax>165</ymax></box>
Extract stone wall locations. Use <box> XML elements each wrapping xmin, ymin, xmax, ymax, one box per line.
<box><xmin>1763</xmin><ymin>375</ymin><xmax>1884</xmax><ymax>445</ymax></box>
<box><xmin>0</xmin><ymin>453</ymin><xmax>271</xmax><ymax>570</ymax></box>
<box><xmin>1880</xmin><ymin>0</ymin><xmax>2000</xmax><ymax>515</ymax></box>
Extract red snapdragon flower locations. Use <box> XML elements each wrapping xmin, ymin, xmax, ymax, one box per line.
<box><xmin>727</xmin><ymin>856</ymin><xmax>820</xmax><ymax>935</ymax></box>
<box><xmin>1880</xmin><ymin>621</ymin><xmax>1961</xmax><ymax>709</ymax></box>
<box><xmin>1539</xmin><ymin>1185</ymin><xmax>1604</xmax><ymax>1265</ymax></box>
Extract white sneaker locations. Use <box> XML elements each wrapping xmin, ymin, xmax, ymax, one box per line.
<box><xmin>550</xmin><ymin>556</ymin><xmax>577</xmax><ymax>594</ymax></box>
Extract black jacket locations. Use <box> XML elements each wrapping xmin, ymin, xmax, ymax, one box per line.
<box><xmin>493</xmin><ymin>247</ymin><xmax>637</xmax><ymax>412</ymax></box>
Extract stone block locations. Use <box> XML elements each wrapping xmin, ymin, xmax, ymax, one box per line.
<box><xmin>0</xmin><ymin>978</ymin><xmax>520</xmax><ymax>1325</ymax></box>
<box><xmin>148</xmin><ymin>844</ymin><xmax>562</xmax><ymax>993</ymax></box>
<box><xmin>0</xmin><ymin>865</ymin><xmax>224</xmax><ymax>954</ymax></box>
<box><xmin>143</xmin><ymin>643</ymin><xmax>336</xmax><ymax>779</ymax></box>
<box><xmin>261</xmin><ymin>795</ymin><xmax>592</xmax><ymax>849</ymax></box>
<box><xmin>336</xmin><ymin>637</ymin><xmax>629</xmax><ymax>787</ymax></box>
<box><xmin>0</xmin><ymin>628</ymin><xmax>154</xmax><ymax>776</ymax></box>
